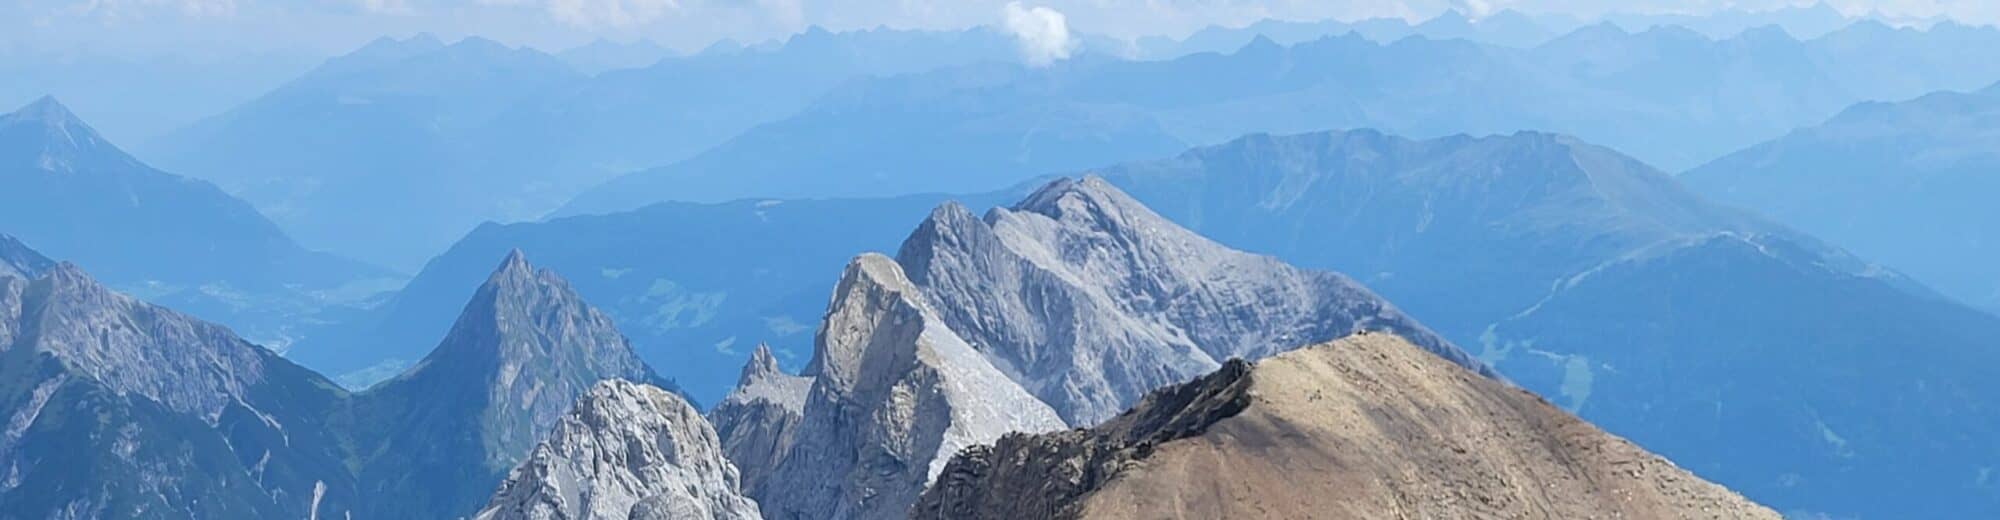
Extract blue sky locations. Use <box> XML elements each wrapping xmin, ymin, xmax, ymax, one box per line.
<box><xmin>7</xmin><ymin>0</ymin><xmax>1997</xmax><ymax>57</ymax></box>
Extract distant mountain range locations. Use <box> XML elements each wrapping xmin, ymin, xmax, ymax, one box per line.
<box><xmin>560</xmin><ymin>19</ymin><xmax>2000</xmax><ymax>216</ymax></box>
<box><xmin>1685</xmin><ymin>81</ymin><xmax>2000</xmax><ymax>313</ymax></box>
<box><xmin>127</xmin><ymin>18</ymin><xmax>2000</xmax><ymax>268</ymax></box>
<box><xmin>0</xmin><ymin>97</ymin><xmax>391</xmax><ymax>348</ymax></box>
<box><xmin>142</xmin><ymin>35</ymin><xmax>586</xmax><ymax>269</ymax></box>
<box><xmin>143</xmin><ymin>28</ymin><xmax>1026</xmax><ymax>269</ymax></box>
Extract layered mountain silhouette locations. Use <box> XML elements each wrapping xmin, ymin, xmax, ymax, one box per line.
<box><xmin>1685</xmin><ymin>82</ymin><xmax>2000</xmax><ymax>312</ymax></box>
<box><xmin>0</xmin><ymin>96</ymin><xmax>388</xmax><ymax>346</ymax></box>
<box><xmin>553</xmin><ymin>63</ymin><xmax>1188</xmax><ymax>214</ymax></box>
<box><xmin>561</xmin><ymin>20</ymin><xmax>2000</xmax><ymax>216</ymax></box>
<box><xmin>145</xmin><ymin>36</ymin><xmax>584</xmax><ymax>268</ymax></box>
<box><xmin>146</xmin><ymin>28</ymin><xmax>1026</xmax><ymax>269</ymax></box>
<box><xmin>916</xmin><ymin>334</ymin><xmax>1780</xmax><ymax>519</ymax></box>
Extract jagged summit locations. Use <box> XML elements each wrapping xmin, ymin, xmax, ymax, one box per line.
<box><xmin>721</xmin><ymin>342</ymin><xmax>811</xmax><ymax>413</ymax></box>
<box><xmin>741</xmin><ymin>252</ymin><xmax>1064</xmax><ymax>520</ymax></box>
<box><xmin>476</xmin><ymin>380</ymin><xmax>761</xmax><ymax>520</ymax></box>
<box><xmin>740</xmin><ymin>342</ymin><xmax>781</xmax><ymax>381</ymax></box>
<box><xmin>896</xmin><ymin>175</ymin><xmax>1486</xmax><ymax>425</ymax></box>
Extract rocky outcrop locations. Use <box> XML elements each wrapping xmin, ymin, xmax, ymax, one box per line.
<box><xmin>475</xmin><ymin>380</ymin><xmax>760</xmax><ymax>520</ymax></box>
<box><xmin>897</xmin><ymin>176</ymin><xmax>1487</xmax><ymax>425</ymax></box>
<box><xmin>744</xmin><ymin>254</ymin><xmax>1064</xmax><ymax>520</ymax></box>
<box><xmin>915</xmin><ymin>333</ymin><xmax>1781</xmax><ymax>520</ymax></box>
<box><xmin>355</xmin><ymin>250</ymin><xmax>675</xmax><ymax>519</ymax></box>
<box><xmin>707</xmin><ymin>344</ymin><xmax>810</xmax><ymax>497</ymax></box>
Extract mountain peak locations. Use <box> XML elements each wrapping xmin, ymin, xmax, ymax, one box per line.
<box><xmin>0</xmin><ymin>234</ymin><xmax>55</xmax><ymax>280</ymax></box>
<box><xmin>739</xmin><ymin>343</ymin><xmax>781</xmax><ymax>384</ymax></box>
<box><xmin>359</xmin><ymin>250</ymin><xmax>668</xmax><ymax>517</ymax></box>
<box><xmin>2</xmin><ymin>93</ymin><xmax>128</xmax><ymax>172</ymax></box>
<box><xmin>15</xmin><ymin>95</ymin><xmax>75</xmax><ymax>121</ymax></box>
<box><xmin>6</xmin><ymin>95</ymin><xmax>94</xmax><ymax>136</ymax></box>
<box><xmin>494</xmin><ymin>247</ymin><xmax>533</xmax><ymax>277</ymax></box>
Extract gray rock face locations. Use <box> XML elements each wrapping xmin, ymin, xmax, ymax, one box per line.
<box><xmin>475</xmin><ymin>380</ymin><xmax>760</xmax><ymax>520</ymax></box>
<box><xmin>897</xmin><ymin>175</ymin><xmax>1485</xmax><ymax>425</ymax></box>
<box><xmin>0</xmin><ymin>255</ymin><xmax>357</xmax><ymax>519</ymax></box>
<box><xmin>356</xmin><ymin>250</ymin><xmax>674</xmax><ymax>519</ymax></box>
<box><xmin>708</xmin><ymin>344</ymin><xmax>810</xmax><ymax>497</ymax></box>
<box><xmin>745</xmin><ymin>254</ymin><xmax>1063</xmax><ymax>520</ymax></box>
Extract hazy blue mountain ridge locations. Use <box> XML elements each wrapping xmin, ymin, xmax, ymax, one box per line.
<box><xmin>1685</xmin><ymin>81</ymin><xmax>2000</xmax><ymax>312</ymax></box>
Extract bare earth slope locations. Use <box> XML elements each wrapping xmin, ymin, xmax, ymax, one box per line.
<box><xmin>917</xmin><ymin>333</ymin><xmax>1778</xmax><ymax>520</ymax></box>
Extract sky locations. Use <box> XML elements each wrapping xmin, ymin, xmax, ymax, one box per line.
<box><xmin>5</xmin><ymin>0</ymin><xmax>1998</xmax><ymax>57</ymax></box>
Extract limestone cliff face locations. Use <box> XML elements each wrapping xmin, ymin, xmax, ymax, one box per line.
<box><xmin>707</xmin><ymin>344</ymin><xmax>809</xmax><ymax>498</ymax></box>
<box><xmin>475</xmin><ymin>380</ymin><xmax>760</xmax><ymax>520</ymax></box>
<box><xmin>916</xmin><ymin>333</ymin><xmax>1781</xmax><ymax>520</ymax></box>
<box><xmin>896</xmin><ymin>176</ymin><xmax>1487</xmax><ymax>425</ymax></box>
<box><xmin>745</xmin><ymin>254</ymin><xmax>1064</xmax><ymax>520</ymax></box>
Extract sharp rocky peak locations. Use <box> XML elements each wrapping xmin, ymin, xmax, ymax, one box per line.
<box><xmin>738</xmin><ymin>343</ymin><xmax>782</xmax><ymax>386</ymax></box>
<box><xmin>356</xmin><ymin>250</ymin><xmax>668</xmax><ymax>518</ymax></box>
<box><xmin>739</xmin><ymin>251</ymin><xmax>1064</xmax><ymax>519</ymax></box>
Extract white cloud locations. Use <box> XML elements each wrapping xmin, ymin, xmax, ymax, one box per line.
<box><xmin>1451</xmin><ymin>0</ymin><xmax>1497</xmax><ymax>19</ymax></box>
<box><xmin>1002</xmin><ymin>1</ymin><xmax>1075</xmax><ymax>67</ymax></box>
<box><xmin>547</xmin><ymin>0</ymin><xmax>680</xmax><ymax>27</ymax></box>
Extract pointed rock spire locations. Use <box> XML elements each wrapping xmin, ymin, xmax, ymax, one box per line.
<box><xmin>739</xmin><ymin>252</ymin><xmax>1063</xmax><ymax>520</ymax></box>
<box><xmin>357</xmin><ymin>250</ymin><xmax>670</xmax><ymax>519</ymax></box>
<box><xmin>738</xmin><ymin>342</ymin><xmax>781</xmax><ymax>385</ymax></box>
